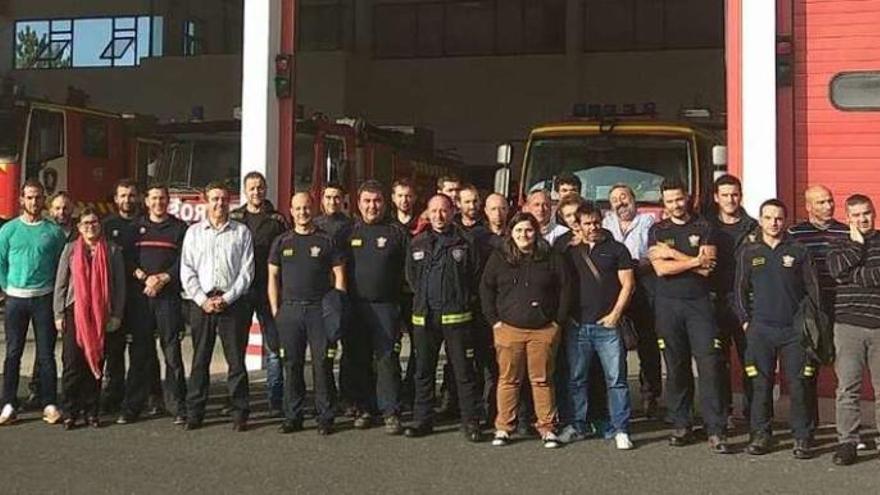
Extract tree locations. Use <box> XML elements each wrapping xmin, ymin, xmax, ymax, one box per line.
<box><xmin>15</xmin><ymin>26</ymin><xmax>72</xmax><ymax>69</ymax></box>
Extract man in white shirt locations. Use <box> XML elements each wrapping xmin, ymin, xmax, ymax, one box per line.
<box><xmin>602</xmin><ymin>183</ymin><xmax>662</xmax><ymax>418</ymax></box>
<box><xmin>180</xmin><ymin>181</ymin><xmax>255</xmax><ymax>431</ymax></box>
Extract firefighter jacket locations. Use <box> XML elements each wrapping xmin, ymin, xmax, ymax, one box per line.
<box><xmin>405</xmin><ymin>225</ymin><xmax>479</xmax><ymax>326</ymax></box>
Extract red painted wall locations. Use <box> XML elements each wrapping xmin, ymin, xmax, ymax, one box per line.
<box><xmin>792</xmin><ymin>0</ymin><xmax>880</xmax><ymax>221</ymax></box>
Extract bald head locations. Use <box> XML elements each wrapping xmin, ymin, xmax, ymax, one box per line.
<box><xmin>427</xmin><ymin>194</ymin><xmax>453</xmax><ymax>232</ymax></box>
<box><xmin>290</xmin><ymin>192</ymin><xmax>315</xmax><ymax>229</ymax></box>
<box><xmin>804</xmin><ymin>185</ymin><xmax>835</xmax><ymax>226</ymax></box>
<box><xmin>484</xmin><ymin>193</ymin><xmax>509</xmax><ymax>232</ymax></box>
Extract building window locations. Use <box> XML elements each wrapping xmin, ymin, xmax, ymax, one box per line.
<box><xmin>584</xmin><ymin>0</ymin><xmax>723</xmax><ymax>52</ymax></box>
<box><xmin>14</xmin><ymin>16</ymin><xmax>164</xmax><ymax>69</ymax></box>
<box><xmin>373</xmin><ymin>0</ymin><xmax>566</xmax><ymax>59</ymax></box>
<box><xmin>299</xmin><ymin>1</ymin><xmax>351</xmax><ymax>51</ymax></box>
<box><xmin>183</xmin><ymin>19</ymin><xmax>203</xmax><ymax>56</ymax></box>
<box><xmin>830</xmin><ymin>72</ymin><xmax>880</xmax><ymax>111</ymax></box>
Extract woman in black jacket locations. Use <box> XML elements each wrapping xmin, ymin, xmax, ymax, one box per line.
<box><xmin>480</xmin><ymin>212</ymin><xmax>571</xmax><ymax>448</ymax></box>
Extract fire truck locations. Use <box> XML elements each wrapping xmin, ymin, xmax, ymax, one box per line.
<box><xmin>0</xmin><ymin>92</ymin><xmax>463</xmax><ymax>221</ymax></box>
<box><xmin>494</xmin><ymin>106</ymin><xmax>727</xmax><ymax>217</ymax></box>
<box><xmin>0</xmin><ymin>95</ymin><xmax>155</xmax><ymax>218</ymax></box>
<box><xmin>147</xmin><ymin>115</ymin><xmax>464</xmax><ymax>223</ymax></box>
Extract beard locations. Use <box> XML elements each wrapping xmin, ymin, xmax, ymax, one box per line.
<box><xmin>616</xmin><ymin>204</ymin><xmax>636</xmax><ymax>221</ymax></box>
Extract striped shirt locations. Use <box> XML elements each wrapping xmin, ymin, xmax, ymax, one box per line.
<box><xmin>787</xmin><ymin>220</ymin><xmax>848</xmax><ymax>309</ymax></box>
<box><xmin>180</xmin><ymin>218</ymin><xmax>254</xmax><ymax>307</ymax></box>
<box><xmin>827</xmin><ymin>232</ymin><xmax>880</xmax><ymax>329</ymax></box>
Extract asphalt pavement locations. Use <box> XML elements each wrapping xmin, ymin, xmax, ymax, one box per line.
<box><xmin>1</xmin><ymin>402</ymin><xmax>878</xmax><ymax>495</ymax></box>
<box><xmin>0</xmin><ymin>323</ymin><xmax>878</xmax><ymax>494</ymax></box>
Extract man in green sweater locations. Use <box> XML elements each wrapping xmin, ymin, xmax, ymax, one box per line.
<box><xmin>0</xmin><ymin>179</ymin><xmax>66</xmax><ymax>425</ymax></box>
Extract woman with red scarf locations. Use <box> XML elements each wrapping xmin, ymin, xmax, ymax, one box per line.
<box><xmin>53</xmin><ymin>208</ymin><xmax>126</xmax><ymax>429</ymax></box>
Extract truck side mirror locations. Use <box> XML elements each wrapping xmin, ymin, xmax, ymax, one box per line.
<box><xmin>712</xmin><ymin>145</ymin><xmax>728</xmax><ymax>180</ymax></box>
<box><xmin>494</xmin><ymin>167</ymin><xmax>510</xmax><ymax>197</ymax></box>
<box><xmin>496</xmin><ymin>143</ymin><xmax>512</xmax><ymax>167</ymax></box>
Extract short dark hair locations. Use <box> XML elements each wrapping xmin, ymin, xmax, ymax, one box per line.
<box><xmin>243</xmin><ymin>171</ymin><xmax>266</xmax><ymax>185</ymax></box>
<box><xmin>20</xmin><ymin>179</ymin><xmax>44</xmax><ymax>196</ymax></box>
<box><xmin>357</xmin><ymin>179</ymin><xmax>385</xmax><ymax>201</ymax></box>
<box><xmin>846</xmin><ymin>194</ymin><xmax>873</xmax><ymax>210</ymax></box>
<box><xmin>436</xmin><ymin>175</ymin><xmax>461</xmax><ymax>190</ymax></box>
<box><xmin>759</xmin><ymin>198</ymin><xmax>787</xmax><ymax>217</ymax></box>
<box><xmin>459</xmin><ymin>183</ymin><xmax>480</xmax><ymax>198</ymax></box>
<box><xmin>391</xmin><ymin>177</ymin><xmax>415</xmax><ymax>192</ymax></box>
<box><xmin>114</xmin><ymin>178</ymin><xmax>138</xmax><ymax>195</ymax></box>
<box><xmin>555</xmin><ymin>173</ymin><xmax>582</xmax><ymax>192</ymax></box>
<box><xmin>575</xmin><ymin>201</ymin><xmax>602</xmax><ymax>222</ymax></box>
<box><xmin>203</xmin><ymin>181</ymin><xmax>229</xmax><ymax>195</ymax></box>
<box><xmin>660</xmin><ymin>178</ymin><xmax>687</xmax><ymax>196</ymax></box>
<box><xmin>323</xmin><ymin>181</ymin><xmax>345</xmax><ymax>194</ymax></box>
<box><xmin>714</xmin><ymin>174</ymin><xmax>742</xmax><ymax>193</ymax></box>
<box><xmin>145</xmin><ymin>182</ymin><xmax>170</xmax><ymax>197</ymax></box>
<box><xmin>78</xmin><ymin>207</ymin><xmax>100</xmax><ymax>222</ymax></box>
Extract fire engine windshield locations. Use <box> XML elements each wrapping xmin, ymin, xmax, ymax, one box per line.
<box><xmin>524</xmin><ymin>135</ymin><xmax>692</xmax><ymax>203</ymax></box>
<box><xmin>155</xmin><ymin>135</ymin><xmax>240</xmax><ymax>192</ymax></box>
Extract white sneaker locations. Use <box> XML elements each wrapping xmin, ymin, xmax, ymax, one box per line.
<box><xmin>615</xmin><ymin>432</ymin><xmax>634</xmax><ymax>450</ymax></box>
<box><xmin>542</xmin><ymin>432</ymin><xmax>561</xmax><ymax>449</ymax></box>
<box><xmin>491</xmin><ymin>430</ymin><xmax>511</xmax><ymax>447</ymax></box>
<box><xmin>43</xmin><ymin>404</ymin><xmax>62</xmax><ymax>425</ymax></box>
<box><xmin>558</xmin><ymin>425</ymin><xmax>587</xmax><ymax>444</ymax></box>
<box><xmin>0</xmin><ymin>404</ymin><xmax>15</xmax><ymax>425</ymax></box>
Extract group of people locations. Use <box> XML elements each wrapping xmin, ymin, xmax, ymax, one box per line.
<box><xmin>0</xmin><ymin>170</ymin><xmax>878</xmax><ymax>466</ymax></box>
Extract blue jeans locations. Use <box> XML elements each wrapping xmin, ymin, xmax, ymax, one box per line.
<box><xmin>253</xmin><ymin>294</ymin><xmax>283</xmax><ymax>408</ymax></box>
<box><xmin>2</xmin><ymin>294</ymin><xmax>57</xmax><ymax>407</ymax></box>
<box><xmin>565</xmin><ymin>323</ymin><xmax>631</xmax><ymax>435</ymax></box>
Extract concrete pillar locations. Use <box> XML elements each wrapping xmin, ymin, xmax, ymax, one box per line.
<box><xmin>240</xmin><ymin>0</ymin><xmax>282</xmax><ymax>205</ymax></box>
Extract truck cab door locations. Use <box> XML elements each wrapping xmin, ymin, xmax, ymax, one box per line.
<box><xmin>23</xmin><ymin>107</ymin><xmax>66</xmax><ymax>196</ymax></box>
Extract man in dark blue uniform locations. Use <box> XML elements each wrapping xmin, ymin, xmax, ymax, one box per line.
<box><xmin>269</xmin><ymin>192</ymin><xmax>345</xmax><ymax>435</ymax></box>
<box><xmin>648</xmin><ymin>179</ymin><xmax>729</xmax><ymax>453</ymax></box>
<box><xmin>118</xmin><ymin>183</ymin><xmax>189</xmax><ymax>425</ymax></box>
<box><xmin>230</xmin><ymin>171</ymin><xmax>288</xmax><ymax>416</ymax></box>
<box><xmin>346</xmin><ymin>180</ymin><xmax>409</xmax><ymax>433</ymax></box>
<box><xmin>403</xmin><ymin>194</ymin><xmax>482</xmax><ymax>442</ymax></box>
<box><xmin>711</xmin><ymin>174</ymin><xmax>758</xmax><ymax>424</ymax></box>
<box><xmin>735</xmin><ymin>199</ymin><xmax>819</xmax><ymax>459</ymax></box>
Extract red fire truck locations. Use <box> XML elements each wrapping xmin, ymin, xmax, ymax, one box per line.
<box><xmin>145</xmin><ymin>115</ymin><xmax>463</xmax><ymax>223</ymax></box>
<box><xmin>0</xmin><ymin>94</ymin><xmax>463</xmax><ymax>221</ymax></box>
<box><xmin>0</xmin><ymin>96</ymin><xmax>156</xmax><ymax>218</ymax></box>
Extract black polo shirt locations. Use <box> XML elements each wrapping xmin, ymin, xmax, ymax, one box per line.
<box><xmin>269</xmin><ymin>228</ymin><xmax>344</xmax><ymax>303</ymax></box>
<box><xmin>567</xmin><ymin>234</ymin><xmax>633</xmax><ymax>324</ymax></box>
<box><xmin>103</xmin><ymin>213</ymin><xmax>138</xmax><ymax>270</ymax></box>
<box><xmin>133</xmin><ymin>215</ymin><xmax>188</xmax><ymax>296</ymax></box>
<box><xmin>649</xmin><ymin>216</ymin><xmax>716</xmax><ymax>299</ymax></box>
<box><xmin>711</xmin><ymin>212</ymin><xmax>757</xmax><ymax>294</ymax></box>
<box><xmin>735</xmin><ymin>238</ymin><xmax>816</xmax><ymax>327</ymax></box>
<box><xmin>347</xmin><ymin>220</ymin><xmax>409</xmax><ymax>302</ymax></box>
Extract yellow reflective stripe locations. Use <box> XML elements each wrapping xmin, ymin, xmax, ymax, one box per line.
<box><xmin>657</xmin><ymin>338</ymin><xmax>665</xmax><ymax>350</ymax></box>
<box><xmin>803</xmin><ymin>366</ymin><xmax>815</xmax><ymax>377</ymax></box>
<box><xmin>745</xmin><ymin>365</ymin><xmax>758</xmax><ymax>377</ymax></box>
<box><xmin>441</xmin><ymin>312</ymin><xmax>473</xmax><ymax>325</ymax></box>
<box><xmin>412</xmin><ymin>312</ymin><xmax>473</xmax><ymax>325</ymax></box>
